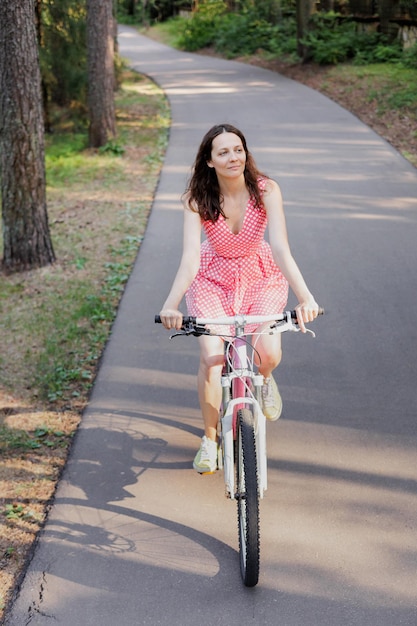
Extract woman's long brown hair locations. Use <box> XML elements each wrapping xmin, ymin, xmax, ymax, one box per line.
<box><xmin>185</xmin><ymin>124</ymin><xmax>266</xmax><ymax>222</ymax></box>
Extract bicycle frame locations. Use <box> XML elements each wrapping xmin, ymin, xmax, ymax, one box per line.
<box><xmin>220</xmin><ymin>334</ymin><xmax>268</xmax><ymax>500</ymax></box>
<box><xmin>206</xmin><ymin>312</ymin><xmax>308</xmax><ymax>500</ymax></box>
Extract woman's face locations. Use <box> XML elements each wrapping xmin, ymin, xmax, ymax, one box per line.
<box><xmin>207</xmin><ymin>132</ymin><xmax>246</xmax><ymax>179</ymax></box>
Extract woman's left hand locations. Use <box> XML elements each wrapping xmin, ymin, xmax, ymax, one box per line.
<box><xmin>295</xmin><ymin>298</ymin><xmax>320</xmax><ymax>333</ymax></box>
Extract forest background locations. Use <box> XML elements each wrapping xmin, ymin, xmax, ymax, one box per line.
<box><xmin>1</xmin><ymin>0</ymin><xmax>416</xmax><ymax>620</ymax></box>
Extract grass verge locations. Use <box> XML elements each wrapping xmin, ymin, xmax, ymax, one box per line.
<box><xmin>0</xmin><ymin>68</ymin><xmax>169</xmax><ymax>620</ymax></box>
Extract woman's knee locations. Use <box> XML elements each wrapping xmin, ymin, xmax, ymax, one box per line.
<box><xmin>199</xmin><ymin>337</ymin><xmax>224</xmax><ymax>374</ymax></box>
<box><xmin>200</xmin><ymin>351</ymin><xmax>224</xmax><ymax>372</ymax></box>
<box><xmin>259</xmin><ymin>347</ymin><xmax>281</xmax><ymax>368</ymax></box>
<box><xmin>255</xmin><ymin>334</ymin><xmax>282</xmax><ymax>369</ymax></box>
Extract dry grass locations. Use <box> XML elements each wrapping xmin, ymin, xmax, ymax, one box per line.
<box><xmin>0</xmin><ymin>402</ymin><xmax>81</xmax><ymax>616</ymax></box>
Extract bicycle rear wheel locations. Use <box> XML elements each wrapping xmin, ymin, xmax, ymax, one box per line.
<box><xmin>236</xmin><ymin>407</ymin><xmax>260</xmax><ymax>587</ymax></box>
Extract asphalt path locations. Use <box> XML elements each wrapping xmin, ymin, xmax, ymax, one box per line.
<box><xmin>6</xmin><ymin>25</ymin><xmax>417</xmax><ymax>626</ymax></box>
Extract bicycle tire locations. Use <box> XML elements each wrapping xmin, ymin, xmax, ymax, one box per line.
<box><xmin>236</xmin><ymin>407</ymin><xmax>260</xmax><ymax>587</ymax></box>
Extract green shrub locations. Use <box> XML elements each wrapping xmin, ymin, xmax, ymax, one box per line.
<box><xmin>177</xmin><ymin>4</ymin><xmax>415</xmax><ymax>68</ymax></box>
<box><xmin>239</xmin><ymin>0</ymin><xmax>282</xmax><ymax>23</ymax></box>
<box><xmin>177</xmin><ymin>0</ymin><xmax>227</xmax><ymax>51</ymax></box>
<box><xmin>215</xmin><ymin>12</ymin><xmax>281</xmax><ymax>56</ymax></box>
<box><xmin>300</xmin><ymin>15</ymin><xmax>353</xmax><ymax>64</ymax></box>
<box><xmin>353</xmin><ymin>34</ymin><xmax>402</xmax><ymax>65</ymax></box>
<box><xmin>180</xmin><ymin>5</ymin><xmax>297</xmax><ymax>58</ymax></box>
<box><xmin>302</xmin><ymin>13</ymin><xmax>404</xmax><ymax>65</ymax></box>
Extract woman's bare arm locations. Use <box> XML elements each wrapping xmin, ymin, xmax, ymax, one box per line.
<box><xmin>159</xmin><ymin>203</ymin><xmax>202</xmax><ymax>330</ymax></box>
<box><xmin>263</xmin><ymin>179</ymin><xmax>319</xmax><ymax>330</ymax></box>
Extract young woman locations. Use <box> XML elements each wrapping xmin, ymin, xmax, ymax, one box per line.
<box><xmin>159</xmin><ymin>124</ymin><xmax>319</xmax><ymax>473</ymax></box>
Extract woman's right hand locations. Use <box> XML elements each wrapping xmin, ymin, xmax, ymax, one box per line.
<box><xmin>159</xmin><ymin>308</ymin><xmax>183</xmax><ymax>331</ymax></box>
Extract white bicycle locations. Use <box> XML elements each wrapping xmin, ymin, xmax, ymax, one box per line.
<box><xmin>155</xmin><ymin>309</ymin><xmax>323</xmax><ymax>587</ymax></box>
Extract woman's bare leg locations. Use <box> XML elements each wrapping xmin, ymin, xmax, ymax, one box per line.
<box><xmin>197</xmin><ymin>335</ymin><xmax>224</xmax><ymax>441</ymax></box>
<box><xmin>252</xmin><ymin>322</ymin><xmax>283</xmax><ymax>419</ymax></box>
<box><xmin>253</xmin><ymin>322</ymin><xmax>282</xmax><ymax>377</ymax></box>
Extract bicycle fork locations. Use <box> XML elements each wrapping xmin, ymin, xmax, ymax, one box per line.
<box><xmin>219</xmin><ymin>373</ymin><xmax>268</xmax><ymax>500</ymax></box>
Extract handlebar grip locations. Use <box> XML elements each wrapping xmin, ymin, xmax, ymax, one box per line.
<box><xmin>291</xmin><ymin>307</ymin><xmax>325</xmax><ymax>320</ymax></box>
<box><xmin>154</xmin><ymin>315</ymin><xmax>197</xmax><ymax>324</ymax></box>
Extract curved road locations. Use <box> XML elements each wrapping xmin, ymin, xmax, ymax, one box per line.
<box><xmin>6</xmin><ymin>26</ymin><xmax>417</xmax><ymax>626</ymax></box>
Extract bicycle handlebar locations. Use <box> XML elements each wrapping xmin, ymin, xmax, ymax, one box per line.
<box><xmin>155</xmin><ymin>308</ymin><xmax>324</xmax><ymax>326</ymax></box>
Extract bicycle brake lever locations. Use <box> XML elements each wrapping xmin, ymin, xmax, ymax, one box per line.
<box><xmin>270</xmin><ymin>322</ymin><xmax>316</xmax><ymax>338</ymax></box>
<box><xmin>169</xmin><ymin>324</ymin><xmax>210</xmax><ymax>339</ymax></box>
<box><xmin>287</xmin><ymin>310</ymin><xmax>317</xmax><ymax>337</ymax></box>
<box><xmin>269</xmin><ymin>320</ymin><xmax>299</xmax><ymax>333</ymax></box>
<box><xmin>305</xmin><ymin>328</ymin><xmax>316</xmax><ymax>338</ymax></box>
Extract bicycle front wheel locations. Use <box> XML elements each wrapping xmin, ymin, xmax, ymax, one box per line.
<box><xmin>236</xmin><ymin>407</ymin><xmax>260</xmax><ymax>587</ymax></box>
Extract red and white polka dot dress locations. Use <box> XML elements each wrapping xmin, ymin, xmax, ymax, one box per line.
<box><xmin>186</xmin><ymin>177</ymin><xmax>289</xmax><ymax>333</ymax></box>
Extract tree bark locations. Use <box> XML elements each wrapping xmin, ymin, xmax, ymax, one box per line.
<box><xmin>296</xmin><ymin>0</ymin><xmax>316</xmax><ymax>60</ymax></box>
<box><xmin>0</xmin><ymin>0</ymin><xmax>55</xmax><ymax>272</ymax></box>
<box><xmin>87</xmin><ymin>0</ymin><xmax>117</xmax><ymax>148</ymax></box>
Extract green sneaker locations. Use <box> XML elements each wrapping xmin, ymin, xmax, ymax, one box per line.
<box><xmin>193</xmin><ymin>436</ymin><xmax>218</xmax><ymax>474</ymax></box>
<box><xmin>261</xmin><ymin>376</ymin><xmax>283</xmax><ymax>421</ymax></box>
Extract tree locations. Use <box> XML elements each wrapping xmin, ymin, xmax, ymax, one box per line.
<box><xmin>296</xmin><ymin>0</ymin><xmax>317</xmax><ymax>59</ymax></box>
<box><xmin>87</xmin><ymin>0</ymin><xmax>117</xmax><ymax>148</ymax></box>
<box><xmin>0</xmin><ymin>0</ymin><xmax>55</xmax><ymax>272</ymax></box>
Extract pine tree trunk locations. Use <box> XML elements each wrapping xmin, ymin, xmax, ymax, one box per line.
<box><xmin>87</xmin><ymin>0</ymin><xmax>117</xmax><ymax>148</ymax></box>
<box><xmin>296</xmin><ymin>0</ymin><xmax>316</xmax><ymax>60</ymax></box>
<box><xmin>0</xmin><ymin>0</ymin><xmax>55</xmax><ymax>272</ymax></box>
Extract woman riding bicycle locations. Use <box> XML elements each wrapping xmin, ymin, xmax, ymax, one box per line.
<box><xmin>159</xmin><ymin>124</ymin><xmax>319</xmax><ymax>473</ymax></box>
